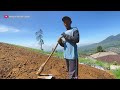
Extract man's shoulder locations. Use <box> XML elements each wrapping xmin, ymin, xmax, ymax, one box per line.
<box><xmin>72</xmin><ymin>27</ymin><xmax>78</xmax><ymax>30</ymax></box>
<box><xmin>72</xmin><ymin>27</ymin><xmax>79</xmax><ymax>32</ymax></box>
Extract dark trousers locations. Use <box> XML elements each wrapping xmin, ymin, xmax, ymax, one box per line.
<box><xmin>65</xmin><ymin>58</ymin><xmax>78</xmax><ymax>79</ymax></box>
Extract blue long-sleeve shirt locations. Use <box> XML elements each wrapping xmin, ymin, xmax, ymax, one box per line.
<box><xmin>59</xmin><ymin>27</ymin><xmax>79</xmax><ymax>60</ymax></box>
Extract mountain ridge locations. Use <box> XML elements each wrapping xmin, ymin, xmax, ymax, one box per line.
<box><xmin>79</xmin><ymin>33</ymin><xmax>120</xmax><ymax>54</ymax></box>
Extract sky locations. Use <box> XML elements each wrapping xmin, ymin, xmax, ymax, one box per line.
<box><xmin>0</xmin><ymin>11</ymin><xmax>120</xmax><ymax>51</ymax></box>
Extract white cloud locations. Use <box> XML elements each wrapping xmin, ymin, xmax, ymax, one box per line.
<box><xmin>12</xmin><ymin>28</ymin><xmax>20</xmax><ymax>32</ymax></box>
<box><xmin>0</xmin><ymin>27</ymin><xmax>8</xmax><ymax>32</ymax></box>
<box><xmin>12</xmin><ymin>29</ymin><xmax>20</xmax><ymax>32</ymax></box>
<box><xmin>0</xmin><ymin>25</ymin><xmax>20</xmax><ymax>33</ymax></box>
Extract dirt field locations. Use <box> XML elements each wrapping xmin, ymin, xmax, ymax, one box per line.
<box><xmin>0</xmin><ymin>42</ymin><xmax>115</xmax><ymax>79</ymax></box>
<box><xmin>90</xmin><ymin>52</ymin><xmax>118</xmax><ymax>58</ymax></box>
<box><xmin>96</xmin><ymin>55</ymin><xmax>120</xmax><ymax>64</ymax></box>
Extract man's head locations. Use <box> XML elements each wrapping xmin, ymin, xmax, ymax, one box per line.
<box><xmin>62</xmin><ymin>16</ymin><xmax>72</xmax><ymax>30</ymax></box>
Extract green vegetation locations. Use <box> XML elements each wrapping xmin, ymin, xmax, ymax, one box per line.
<box><xmin>111</xmin><ymin>69</ymin><xmax>120</xmax><ymax>79</ymax></box>
<box><xmin>10</xmin><ymin>43</ymin><xmax>64</xmax><ymax>58</ymax></box>
<box><xmin>53</xmin><ymin>52</ymin><xmax>64</xmax><ymax>58</ymax></box>
<box><xmin>9</xmin><ymin>43</ymin><xmax>50</xmax><ymax>54</ymax></box>
<box><xmin>78</xmin><ymin>34</ymin><xmax>120</xmax><ymax>54</ymax></box>
<box><xmin>79</xmin><ymin>57</ymin><xmax>110</xmax><ymax>69</ymax></box>
<box><xmin>79</xmin><ymin>48</ymin><xmax>96</xmax><ymax>56</ymax></box>
<box><xmin>95</xmin><ymin>60</ymin><xmax>110</xmax><ymax>68</ymax></box>
<box><xmin>97</xmin><ymin>46</ymin><xmax>105</xmax><ymax>52</ymax></box>
<box><xmin>79</xmin><ymin>58</ymin><xmax>95</xmax><ymax>65</ymax></box>
<box><xmin>79</xmin><ymin>57</ymin><xmax>120</xmax><ymax>79</ymax></box>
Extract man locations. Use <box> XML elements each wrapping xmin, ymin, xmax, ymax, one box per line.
<box><xmin>58</xmin><ymin>16</ymin><xmax>80</xmax><ymax>79</ymax></box>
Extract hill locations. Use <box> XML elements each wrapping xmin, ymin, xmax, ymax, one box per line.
<box><xmin>96</xmin><ymin>55</ymin><xmax>120</xmax><ymax>64</ymax></box>
<box><xmin>0</xmin><ymin>42</ymin><xmax>115</xmax><ymax>79</ymax></box>
<box><xmin>79</xmin><ymin>33</ymin><xmax>120</xmax><ymax>55</ymax></box>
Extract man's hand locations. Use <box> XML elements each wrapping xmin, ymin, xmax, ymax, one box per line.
<box><xmin>61</xmin><ymin>32</ymin><xmax>66</xmax><ymax>38</ymax></box>
<box><xmin>57</xmin><ymin>37</ymin><xmax>62</xmax><ymax>43</ymax></box>
<box><xmin>57</xmin><ymin>36</ymin><xmax>64</xmax><ymax>47</ymax></box>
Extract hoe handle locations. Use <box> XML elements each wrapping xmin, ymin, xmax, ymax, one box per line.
<box><xmin>36</xmin><ymin>42</ymin><xmax>59</xmax><ymax>75</ymax></box>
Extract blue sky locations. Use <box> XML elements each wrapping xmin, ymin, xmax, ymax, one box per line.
<box><xmin>0</xmin><ymin>11</ymin><xmax>120</xmax><ymax>51</ymax></box>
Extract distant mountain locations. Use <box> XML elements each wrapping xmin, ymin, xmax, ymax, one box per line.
<box><xmin>100</xmin><ymin>34</ymin><xmax>120</xmax><ymax>43</ymax></box>
<box><xmin>79</xmin><ymin>34</ymin><xmax>120</xmax><ymax>55</ymax></box>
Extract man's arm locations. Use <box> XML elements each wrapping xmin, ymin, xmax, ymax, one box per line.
<box><xmin>58</xmin><ymin>38</ymin><xmax>64</xmax><ymax>47</ymax></box>
<box><xmin>62</xmin><ymin>30</ymin><xmax>79</xmax><ymax>43</ymax></box>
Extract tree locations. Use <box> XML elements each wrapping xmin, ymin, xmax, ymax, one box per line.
<box><xmin>97</xmin><ymin>46</ymin><xmax>104</xmax><ymax>52</ymax></box>
<box><xmin>35</xmin><ymin>29</ymin><xmax>44</xmax><ymax>50</ymax></box>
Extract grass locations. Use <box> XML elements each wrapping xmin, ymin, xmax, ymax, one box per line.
<box><xmin>53</xmin><ymin>51</ymin><xmax>63</xmax><ymax>58</ymax></box>
<box><xmin>111</xmin><ymin>69</ymin><xmax>120</xmax><ymax>79</ymax></box>
<box><xmin>79</xmin><ymin>58</ymin><xmax>95</xmax><ymax>65</ymax></box>
<box><xmin>10</xmin><ymin>43</ymin><xmax>64</xmax><ymax>58</ymax></box>
<box><xmin>79</xmin><ymin>57</ymin><xmax>110</xmax><ymax>69</ymax></box>
<box><xmin>9</xmin><ymin>43</ymin><xmax>50</xmax><ymax>54</ymax></box>
<box><xmin>95</xmin><ymin>60</ymin><xmax>110</xmax><ymax>69</ymax></box>
<box><xmin>79</xmin><ymin>57</ymin><xmax>120</xmax><ymax>79</ymax></box>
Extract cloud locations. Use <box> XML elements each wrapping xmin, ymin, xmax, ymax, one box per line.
<box><xmin>0</xmin><ymin>27</ymin><xmax>8</xmax><ymax>32</ymax></box>
<box><xmin>11</xmin><ymin>28</ymin><xmax>20</xmax><ymax>32</ymax></box>
<box><xmin>0</xmin><ymin>25</ymin><xmax>20</xmax><ymax>33</ymax></box>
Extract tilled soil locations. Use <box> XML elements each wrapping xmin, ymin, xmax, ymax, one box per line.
<box><xmin>96</xmin><ymin>55</ymin><xmax>120</xmax><ymax>64</ymax></box>
<box><xmin>0</xmin><ymin>42</ymin><xmax>115</xmax><ymax>79</ymax></box>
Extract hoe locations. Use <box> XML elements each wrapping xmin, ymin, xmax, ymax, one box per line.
<box><xmin>36</xmin><ymin>36</ymin><xmax>62</xmax><ymax>79</ymax></box>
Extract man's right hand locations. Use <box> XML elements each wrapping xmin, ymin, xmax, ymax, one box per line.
<box><xmin>58</xmin><ymin>37</ymin><xmax>62</xmax><ymax>43</ymax></box>
<box><xmin>57</xmin><ymin>36</ymin><xmax>64</xmax><ymax>47</ymax></box>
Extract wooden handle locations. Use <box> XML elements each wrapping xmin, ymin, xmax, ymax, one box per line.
<box><xmin>36</xmin><ymin>63</ymin><xmax>45</xmax><ymax>75</ymax></box>
<box><xmin>36</xmin><ymin>43</ymin><xmax>59</xmax><ymax>75</ymax></box>
<box><xmin>44</xmin><ymin>43</ymin><xmax>59</xmax><ymax>64</ymax></box>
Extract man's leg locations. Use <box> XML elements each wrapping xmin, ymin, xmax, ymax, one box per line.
<box><xmin>75</xmin><ymin>58</ymin><xmax>78</xmax><ymax>79</ymax></box>
<box><xmin>65</xmin><ymin>59</ymin><xmax>69</xmax><ymax>72</ymax></box>
<box><xmin>68</xmin><ymin>59</ymin><xmax>78</xmax><ymax>79</ymax></box>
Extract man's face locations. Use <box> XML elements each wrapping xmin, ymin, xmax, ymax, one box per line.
<box><xmin>63</xmin><ymin>19</ymin><xmax>71</xmax><ymax>29</ymax></box>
